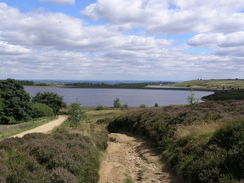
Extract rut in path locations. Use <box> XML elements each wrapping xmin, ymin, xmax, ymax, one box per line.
<box><xmin>99</xmin><ymin>133</ymin><xmax>183</xmax><ymax>183</ymax></box>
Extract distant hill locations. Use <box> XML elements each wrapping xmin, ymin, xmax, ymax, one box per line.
<box><xmin>174</xmin><ymin>79</ymin><xmax>244</xmax><ymax>89</ymax></box>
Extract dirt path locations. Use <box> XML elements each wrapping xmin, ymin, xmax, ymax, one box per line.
<box><xmin>99</xmin><ymin>133</ymin><xmax>182</xmax><ymax>183</ymax></box>
<box><xmin>11</xmin><ymin>115</ymin><xmax>68</xmax><ymax>138</ymax></box>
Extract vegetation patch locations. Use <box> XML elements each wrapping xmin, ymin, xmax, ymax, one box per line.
<box><xmin>173</xmin><ymin>79</ymin><xmax>244</xmax><ymax>90</ymax></box>
<box><xmin>0</xmin><ymin>128</ymin><xmax>107</xmax><ymax>183</ymax></box>
<box><xmin>107</xmin><ymin>101</ymin><xmax>244</xmax><ymax>183</ymax></box>
<box><xmin>0</xmin><ymin>117</ymin><xmax>55</xmax><ymax>140</ymax></box>
<box><xmin>203</xmin><ymin>90</ymin><xmax>244</xmax><ymax>101</ymax></box>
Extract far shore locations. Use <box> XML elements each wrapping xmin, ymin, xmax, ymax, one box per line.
<box><xmin>24</xmin><ymin>85</ymin><xmax>218</xmax><ymax>92</ymax></box>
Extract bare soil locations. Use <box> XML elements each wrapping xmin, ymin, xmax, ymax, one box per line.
<box><xmin>99</xmin><ymin>133</ymin><xmax>183</xmax><ymax>183</ymax></box>
<box><xmin>11</xmin><ymin>115</ymin><xmax>68</xmax><ymax>138</ymax></box>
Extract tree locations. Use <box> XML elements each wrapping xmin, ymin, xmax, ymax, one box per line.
<box><xmin>187</xmin><ymin>93</ymin><xmax>199</xmax><ymax>105</ymax></box>
<box><xmin>121</xmin><ymin>104</ymin><xmax>129</xmax><ymax>110</ymax></box>
<box><xmin>32</xmin><ymin>92</ymin><xmax>66</xmax><ymax>114</ymax></box>
<box><xmin>0</xmin><ymin>79</ymin><xmax>32</xmax><ymax>124</ymax></box>
<box><xmin>154</xmin><ymin>103</ymin><xmax>159</xmax><ymax>107</ymax></box>
<box><xmin>68</xmin><ymin>103</ymin><xmax>83</xmax><ymax>128</ymax></box>
<box><xmin>140</xmin><ymin>104</ymin><xmax>147</xmax><ymax>108</ymax></box>
<box><xmin>113</xmin><ymin>98</ymin><xmax>121</xmax><ymax>108</ymax></box>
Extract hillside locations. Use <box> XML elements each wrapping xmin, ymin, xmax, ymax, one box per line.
<box><xmin>173</xmin><ymin>79</ymin><xmax>244</xmax><ymax>89</ymax></box>
<box><xmin>107</xmin><ymin>100</ymin><xmax>244</xmax><ymax>183</ymax></box>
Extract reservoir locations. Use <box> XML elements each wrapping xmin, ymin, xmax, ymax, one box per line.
<box><xmin>25</xmin><ymin>87</ymin><xmax>213</xmax><ymax>107</ymax></box>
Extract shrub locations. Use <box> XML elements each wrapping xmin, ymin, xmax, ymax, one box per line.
<box><xmin>50</xmin><ymin>167</ymin><xmax>78</xmax><ymax>183</ymax></box>
<box><xmin>68</xmin><ymin>103</ymin><xmax>83</xmax><ymax>128</ymax></box>
<box><xmin>121</xmin><ymin>104</ymin><xmax>129</xmax><ymax>110</ymax></box>
<box><xmin>0</xmin><ymin>130</ymin><xmax>107</xmax><ymax>183</ymax></box>
<box><xmin>32</xmin><ymin>92</ymin><xmax>66</xmax><ymax>114</ymax></box>
<box><xmin>113</xmin><ymin>98</ymin><xmax>121</xmax><ymax>108</ymax></box>
<box><xmin>187</xmin><ymin>93</ymin><xmax>199</xmax><ymax>105</ymax></box>
<box><xmin>95</xmin><ymin>105</ymin><xmax>109</xmax><ymax>110</ymax></box>
<box><xmin>31</xmin><ymin>103</ymin><xmax>54</xmax><ymax>118</ymax></box>
<box><xmin>139</xmin><ymin>104</ymin><xmax>147</xmax><ymax>108</ymax></box>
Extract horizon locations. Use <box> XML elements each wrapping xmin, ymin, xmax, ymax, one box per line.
<box><xmin>0</xmin><ymin>0</ymin><xmax>244</xmax><ymax>80</ymax></box>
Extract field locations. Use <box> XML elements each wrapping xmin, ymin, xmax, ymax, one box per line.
<box><xmin>173</xmin><ymin>79</ymin><xmax>244</xmax><ymax>89</ymax></box>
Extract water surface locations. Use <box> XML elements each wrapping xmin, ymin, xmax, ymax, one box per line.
<box><xmin>25</xmin><ymin>87</ymin><xmax>213</xmax><ymax>107</ymax></box>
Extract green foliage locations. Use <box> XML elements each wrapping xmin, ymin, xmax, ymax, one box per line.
<box><xmin>68</xmin><ymin>103</ymin><xmax>83</xmax><ymax>128</ymax></box>
<box><xmin>187</xmin><ymin>93</ymin><xmax>199</xmax><ymax>105</ymax></box>
<box><xmin>154</xmin><ymin>103</ymin><xmax>159</xmax><ymax>107</ymax></box>
<box><xmin>0</xmin><ymin>129</ymin><xmax>107</xmax><ymax>183</ymax></box>
<box><xmin>32</xmin><ymin>92</ymin><xmax>66</xmax><ymax>114</ymax></box>
<box><xmin>203</xmin><ymin>90</ymin><xmax>244</xmax><ymax>101</ymax></box>
<box><xmin>139</xmin><ymin>104</ymin><xmax>147</xmax><ymax>108</ymax></box>
<box><xmin>123</xmin><ymin>173</ymin><xmax>134</xmax><ymax>183</ymax></box>
<box><xmin>108</xmin><ymin>101</ymin><xmax>244</xmax><ymax>183</ymax></box>
<box><xmin>121</xmin><ymin>104</ymin><xmax>129</xmax><ymax>110</ymax></box>
<box><xmin>0</xmin><ymin>98</ymin><xmax>4</xmax><ymax>119</ymax></box>
<box><xmin>0</xmin><ymin>79</ymin><xmax>32</xmax><ymax>124</ymax></box>
<box><xmin>15</xmin><ymin>80</ymin><xmax>35</xmax><ymax>86</ymax></box>
<box><xmin>31</xmin><ymin>103</ymin><xmax>54</xmax><ymax>118</ymax></box>
<box><xmin>95</xmin><ymin>105</ymin><xmax>110</xmax><ymax>110</ymax></box>
<box><xmin>113</xmin><ymin>98</ymin><xmax>121</xmax><ymax>108</ymax></box>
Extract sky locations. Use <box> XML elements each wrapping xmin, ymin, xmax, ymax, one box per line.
<box><xmin>0</xmin><ymin>0</ymin><xmax>244</xmax><ymax>81</ymax></box>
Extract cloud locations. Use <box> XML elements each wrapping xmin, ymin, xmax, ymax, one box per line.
<box><xmin>0</xmin><ymin>3</ymin><xmax>172</xmax><ymax>53</ymax></box>
<box><xmin>188</xmin><ymin>32</ymin><xmax>244</xmax><ymax>57</ymax></box>
<box><xmin>0</xmin><ymin>41</ymin><xmax>30</xmax><ymax>55</ymax></box>
<box><xmin>39</xmin><ymin>0</ymin><xmax>75</xmax><ymax>5</ymax></box>
<box><xmin>82</xmin><ymin>0</ymin><xmax>244</xmax><ymax>35</ymax></box>
<box><xmin>0</xmin><ymin>2</ymin><xmax>243</xmax><ymax>80</ymax></box>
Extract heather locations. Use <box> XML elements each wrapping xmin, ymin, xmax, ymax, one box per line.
<box><xmin>202</xmin><ymin>90</ymin><xmax>244</xmax><ymax>101</ymax></box>
<box><xmin>107</xmin><ymin>100</ymin><xmax>244</xmax><ymax>183</ymax></box>
<box><xmin>0</xmin><ymin>128</ymin><xmax>108</xmax><ymax>183</ymax></box>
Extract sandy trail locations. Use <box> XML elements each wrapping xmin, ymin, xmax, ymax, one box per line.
<box><xmin>11</xmin><ymin>115</ymin><xmax>68</xmax><ymax>138</ymax></box>
<box><xmin>99</xmin><ymin>133</ymin><xmax>183</xmax><ymax>183</ymax></box>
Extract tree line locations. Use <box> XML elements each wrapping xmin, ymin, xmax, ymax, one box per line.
<box><xmin>0</xmin><ymin>79</ymin><xmax>65</xmax><ymax>124</ymax></box>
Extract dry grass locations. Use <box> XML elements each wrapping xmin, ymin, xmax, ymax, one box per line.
<box><xmin>175</xmin><ymin>121</ymin><xmax>225</xmax><ymax>138</ymax></box>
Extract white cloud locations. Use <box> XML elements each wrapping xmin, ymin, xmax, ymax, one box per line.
<box><xmin>82</xmin><ymin>0</ymin><xmax>244</xmax><ymax>35</ymax></box>
<box><xmin>188</xmin><ymin>32</ymin><xmax>244</xmax><ymax>57</ymax></box>
<box><xmin>0</xmin><ymin>3</ymin><xmax>172</xmax><ymax>52</ymax></box>
<box><xmin>0</xmin><ymin>2</ymin><xmax>243</xmax><ymax>80</ymax></box>
<box><xmin>39</xmin><ymin>0</ymin><xmax>75</xmax><ymax>5</ymax></box>
<box><xmin>0</xmin><ymin>41</ymin><xmax>30</xmax><ymax>55</ymax></box>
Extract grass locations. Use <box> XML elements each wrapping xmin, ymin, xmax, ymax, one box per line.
<box><xmin>0</xmin><ymin>116</ymin><xmax>56</xmax><ymax>140</ymax></box>
<box><xmin>175</xmin><ymin>121</ymin><xmax>225</xmax><ymax>138</ymax></box>
<box><xmin>107</xmin><ymin>101</ymin><xmax>244</xmax><ymax>183</ymax></box>
<box><xmin>123</xmin><ymin>173</ymin><xmax>134</xmax><ymax>183</ymax></box>
<box><xmin>173</xmin><ymin>79</ymin><xmax>244</xmax><ymax>89</ymax></box>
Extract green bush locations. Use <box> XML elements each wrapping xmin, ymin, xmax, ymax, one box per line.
<box><xmin>32</xmin><ymin>92</ymin><xmax>66</xmax><ymax>114</ymax></box>
<box><xmin>139</xmin><ymin>104</ymin><xmax>147</xmax><ymax>108</ymax></box>
<box><xmin>68</xmin><ymin>103</ymin><xmax>84</xmax><ymax>128</ymax></box>
<box><xmin>121</xmin><ymin>104</ymin><xmax>129</xmax><ymax>110</ymax></box>
<box><xmin>113</xmin><ymin>98</ymin><xmax>121</xmax><ymax>108</ymax></box>
<box><xmin>31</xmin><ymin>103</ymin><xmax>54</xmax><ymax>118</ymax></box>
<box><xmin>95</xmin><ymin>105</ymin><xmax>110</xmax><ymax>110</ymax></box>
